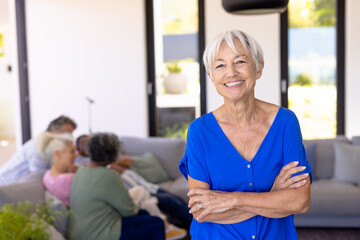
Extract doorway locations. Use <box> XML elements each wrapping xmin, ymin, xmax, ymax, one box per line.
<box><xmin>146</xmin><ymin>0</ymin><xmax>206</xmax><ymax>138</ymax></box>
<box><xmin>0</xmin><ymin>0</ymin><xmax>17</xmax><ymax>166</ymax></box>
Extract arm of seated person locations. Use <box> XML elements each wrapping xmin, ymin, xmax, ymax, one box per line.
<box><xmin>188</xmin><ymin>161</ymin><xmax>309</xmax><ymax>223</ymax></box>
<box><xmin>115</xmin><ymin>155</ymin><xmax>134</xmax><ymax>168</ymax></box>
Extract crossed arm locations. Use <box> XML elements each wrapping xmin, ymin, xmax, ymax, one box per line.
<box><xmin>188</xmin><ymin>161</ymin><xmax>311</xmax><ymax>224</ymax></box>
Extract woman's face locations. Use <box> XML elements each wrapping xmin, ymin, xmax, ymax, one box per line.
<box><xmin>209</xmin><ymin>40</ymin><xmax>263</xmax><ymax>103</ymax></box>
<box><xmin>59</xmin><ymin>142</ymin><xmax>77</xmax><ymax>170</ymax></box>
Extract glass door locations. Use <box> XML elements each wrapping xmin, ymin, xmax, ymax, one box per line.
<box><xmin>283</xmin><ymin>0</ymin><xmax>342</xmax><ymax>139</ymax></box>
<box><xmin>0</xmin><ymin>3</ymin><xmax>17</xmax><ymax>166</ymax></box>
<box><xmin>148</xmin><ymin>0</ymin><xmax>205</xmax><ymax>138</ymax></box>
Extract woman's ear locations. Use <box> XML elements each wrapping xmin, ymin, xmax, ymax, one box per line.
<box><xmin>207</xmin><ymin>72</ymin><xmax>214</xmax><ymax>82</ymax></box>
<box><xmin>256</xmin><ymin>61</ymin><xmax>264</xmax><ymax>79</ymax></box>
<box><xmin>54</xmin><ymin>149</ymin><xmax>61</xmax><ymax>159</ymax></box>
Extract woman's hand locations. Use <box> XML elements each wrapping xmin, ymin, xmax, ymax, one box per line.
<box><xmin>271</xmin><ymin>161</ymin><xmax>309</xmax><ymax>191</ymax></box>
<box><xmin>188</xmin><ymin>188</ymin><xmax>234</xmax><ymax>220</ymax></box>
<box><xmin>188</xmin><ymin>161</ymin><xmax>309</xmax><ymax>221</ymax></box>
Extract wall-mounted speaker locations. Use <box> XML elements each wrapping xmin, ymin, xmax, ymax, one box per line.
<box><xmin>222</xmin><ymin>0</ymin><xmax>289</xmax><ymax>15</ymax></box>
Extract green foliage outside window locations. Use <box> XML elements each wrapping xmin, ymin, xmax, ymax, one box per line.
<box><xmin>289</xmin><ymin>0</ymin><xmax>335</xmax><ymax>28</ymax></box>
<box><xmin>164</xmin><ymin>122</ymin><xmax>189</xmax><ymax>140</ymax></box>
<box><xmin>293</xmin><ymin>73</ymin><xmax>314</xmax><ymax>86</ymax></box>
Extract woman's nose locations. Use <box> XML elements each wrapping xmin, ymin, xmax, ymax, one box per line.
<box><xmin>226</xmin><ymin>64</ymin><xmax>238</xmax><ymax>78</ymax></box>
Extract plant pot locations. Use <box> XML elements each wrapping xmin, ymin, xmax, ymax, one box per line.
<box><xmin>163</xmin><ymin>73</ymin><xmax>187</xmax><ymax>94</ymax></box>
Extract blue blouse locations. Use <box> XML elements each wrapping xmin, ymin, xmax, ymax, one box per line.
<box><xmin>179</xmin><ymin>107</ymin><xmax>312</xmax><ymax>240</ymax></box>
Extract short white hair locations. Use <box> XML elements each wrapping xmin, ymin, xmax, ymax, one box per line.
<box><xmin>203</xmin><ymin>30</ymin><xmax>264</xmax><ymax>78</ymax></box>
<box><xmin>38</xmin><ymin>132</ymin><xmax>73</xmax><ymax>166</ymax></box>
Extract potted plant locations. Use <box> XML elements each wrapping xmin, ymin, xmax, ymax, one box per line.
<box><xmin>163</xmin><ymin>60</ymin><xmax>188</xmax><ymax>94</ymax></box>
<box><xmin>0</xmin><ymin>200</ymin><xmax>64</xmax><ymax>240</ymax></box>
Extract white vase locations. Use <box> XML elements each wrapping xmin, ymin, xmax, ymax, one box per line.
<box><xmin>163</xmin><ymin>73</ymin><xmax>187</xmax><ymax>94</ymax></box>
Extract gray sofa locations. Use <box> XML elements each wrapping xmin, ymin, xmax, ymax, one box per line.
<box><xmin>294</xmin><ymin>135</ymin><xmax>360</xmax><ymax>228</ymax></box>
<box><xmin>1</xmin><ymin>135</ymin><xmax>360</xmax><ymax>234</ymax></box>
<box><xmin>0</xmin><ymin>136</ymin><xmax>189</xmax><ymax>238</ymax></box>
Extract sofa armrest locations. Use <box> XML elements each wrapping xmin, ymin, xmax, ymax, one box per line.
<box><xmin>0</xmin><ymin>180</ymin><xmax>45</xmax><ymax>209</ymax></box>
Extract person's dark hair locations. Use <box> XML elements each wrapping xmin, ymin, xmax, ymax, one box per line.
<box><xmin>87</xmin><ymin>133</ymin><xmax>120</xmax><ymax>164</ymax></box>
<box><xmin>46</xmin><ymin>115</ymin><xmax>77</xmax><ymax>132</ymax></box>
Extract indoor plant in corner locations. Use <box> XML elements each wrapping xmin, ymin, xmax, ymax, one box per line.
<box><xmin>163</xmin><ymin>60</ymin><xmax>188</xmax><ymax>94</ymax></box>
<box><xmin>0</xmin><ymin>200</ymin><xmax>64</xmax><ymax>240</ymax></box>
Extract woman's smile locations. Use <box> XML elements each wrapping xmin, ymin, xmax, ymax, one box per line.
<box><xmin>224</xmin><ymin>80</ymin><xmax>245</xmax><ymax>87</ymax></box>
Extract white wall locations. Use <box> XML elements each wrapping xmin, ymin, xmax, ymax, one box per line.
<box><xmin>15</xmin><ymin>0</ymin><xmax>360</xmax><ymax>141</ymax></box>
<box><xmin>205</xmin><ymin>0</ymin><xmax>360</xmax><ymax>138</ymax></box>
<box><xmin>205</xmin><ymin>0</ymin><xmax>281</xmax><ymax>112</ymax></box>
<box><xmin>346</xmin><ymin>0</ymin><xmax>360</xmax><ymax>137</ymax></box>
<box><xmin>25</xmin><ymin>0</ymin><xmax>147</xmax><ymax>138</ymax></box>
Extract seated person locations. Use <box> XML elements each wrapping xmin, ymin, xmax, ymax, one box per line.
<box><xmin>42</xmin><ymin>133</ymin><xmax>186</xmax><ymax>239</ymax></box>
<box><xmin>68</xmin><ymin>133</ymin><xmax>185</xmax><ymax>240</ymax></box>
<box><xmin>74</xmin><ymin>134</ymin><xmax>90</xmax><ymax>167</ymax></box>
<box><xmin>41</xmin><ymin>133</ymin><xmax>77</xmax><ymax>207</ymax></box>
<box><xmin>75</xmin><ymin>134</ymin><xmax>192</xmax><ymax>229</ymax></box>
<box><xmin>0</xmin><ymin>115</ymin><xmax>77</xmax><ymax>185</ymax></box>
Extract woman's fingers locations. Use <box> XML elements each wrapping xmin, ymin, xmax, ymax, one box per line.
<box><xmin>188</xmin><ymin>195</ymin><xmax>205</xmax><ymax>208</ymax></box>
<box><xmin>288</xmin><ymin>179</ymin><xmax>307</xmax><ymax>189</ymax></box>
<box><xmin>272</xmin><ymin>163</ymin><xmax>308</xmax><ymax>191</ymax></box>
<box><xmin>188</xmin><ymin>188</ymin><xmax>207</xmax><ymax>197</ymax></box>
<box><xmin>287</xmin><ymin>173</ymin><xmax>309</xmax><ymax>185</ymax></box>
<box><xmin>278</xmin><ymin>161</ymin><xmax>299</xmax><ymax>177</ymax></box>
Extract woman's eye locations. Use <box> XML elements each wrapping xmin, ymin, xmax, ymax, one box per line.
<box><xmin>236</xmin><ymin>60</ymin><xmax>245</xmax><ymax>64</ymax></box>
<box><xmin>215</xmin><ymin>64</ymin><xmax>224</xmax><ymax>69</ymax></box>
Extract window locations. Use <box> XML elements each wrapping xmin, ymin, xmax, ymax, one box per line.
<box><xmin>146</xmin><ymin>0</ymin><xmax>206</xmax><ymax>138</ymax></box>
<box><xmin>281</xmin><ymin>0</ymin><xmax>345</xmax><ymax>139</ymax></box>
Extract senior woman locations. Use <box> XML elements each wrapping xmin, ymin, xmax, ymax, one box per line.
<box><xmin>179</xmin><ymin>30</ymin><xmax>312</xmax><ymax>239</ymax></box>
<box><xmin>68</xmin><ymin>133</ymin><xmax>165</xmax><ymax>240</ymax></box>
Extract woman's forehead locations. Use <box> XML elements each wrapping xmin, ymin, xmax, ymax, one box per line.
<box><xmin>216</xmin><ymin>40</ymin><xmax>250</xmax><ymax>58</ymax></box>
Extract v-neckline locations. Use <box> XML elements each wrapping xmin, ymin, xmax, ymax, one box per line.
<box><xmin>209</xmin><ymin>107</ymin><xmax>282</xmax><ymax>163</ymax></box>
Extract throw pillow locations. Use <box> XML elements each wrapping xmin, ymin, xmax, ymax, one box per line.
<box><xmin>333</xmin><ymin>142</ymin><xmax>360</xmax><ymax>186</ymax></box>
<box><xmin>352</xmin><ymin>136</ymin><xmax>360</xmax><ymax>146</ymax></box>
<box><xmin>44</xmin><ymin>191</ymin><xmax>68</xmax><ymax>237</ymax></box>
<box><xmin>131</xmin><ymin>152</ymin><xmax>170</xmax><ymax>184</ymax></box>
<box><xmin>304</xmin><ymin>143</ymin><xmax>316</xmax><ymax>181</ymax></box>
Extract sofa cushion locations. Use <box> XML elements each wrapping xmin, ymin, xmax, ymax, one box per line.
<box><xmin>158</xmin><ymin>176</ymin><xmax>188</xmax><ymax>202</ymax></box>
<box><xmin>352</xmin><ymin>136</ymin><xmax>360</xmax><ymax>146</ymax></box>
<box><xmin>119</xmin><ymin>137</ymin><xmax>186</xmax><ymax>180</ymax></box>
<box><xmin>304</xmin><ymin>143</ymin><xmax>316</xmax><ymax>180</ymax></box>
<box><xmin>307</xmin><ymin>180</ymin><xmax>360</xmax><ymax>216</ymax></box>
<box><xmin>304</xmin><ymin>136</ymin><xmax>348</xmax><ymax>179</ymax></box>
<box><xmin>333</xmin><ymin>142</ymin><xmax>360</xmax><ymax>185</ymax></box>
<box><xmin>0</xmin><ymin>180</ymin><xmax>45</xmax><ymax>209</ymax></box>
<box><xmin>131</xmin><ymin>152</ymin><xmax>170</xmax><ymax>184</ymax></box>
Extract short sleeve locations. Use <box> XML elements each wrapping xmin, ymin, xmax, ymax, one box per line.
<box><xmin>283</xmin><ymin>111</ymin><xmax>313</xmax><ymax>182</ymax></box>
<box><xmin>105</xmin><ymin>170</ymin><xmax>139</xmax><ymax>217</ymax></box>
<box><xmin>179</xmin><ymin>121</ymin><xmax>210</xmax><ymax>184</ymax></box>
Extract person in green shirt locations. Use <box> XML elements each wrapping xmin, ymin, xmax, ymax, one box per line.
<box><xmin>68</xmin><ymin>133</ymin><xmax>165</xmax><ymax>240</ymax></box>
